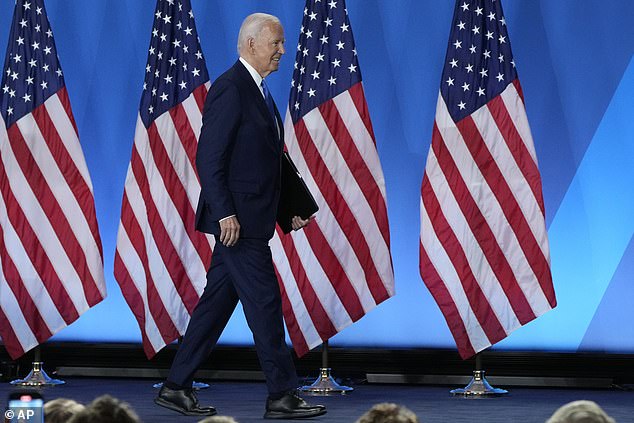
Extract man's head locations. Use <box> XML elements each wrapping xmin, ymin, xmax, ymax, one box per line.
<box><xmin>356</xmin><ymin>402</ymin><xmax>419</xmax><ymax>423</ymax></box>
<box><xmin>238</xmin><ymin>13</ymin><xmax>285</xmax><ymax>78</ymax></box>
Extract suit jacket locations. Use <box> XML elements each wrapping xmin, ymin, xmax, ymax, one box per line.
<box><xmin>195</xmin><ymin>60</ymin><xmax>284</xmax><ymax>239</ymax></box>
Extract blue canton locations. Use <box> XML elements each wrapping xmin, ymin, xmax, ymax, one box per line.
<box><xmin>289</xmin><ymin>0</ymin><xmax>362</xmax><ymax>124</ymax></box>
<box><xmin>441</xmin><ymin>0</ymin><xmax>518</xmax><ymax>122</ymax></box>
<box><xmin>1</xmin><ymin>0</ymin><xmax>64</xmax><ymax>128</ymax></box>
<box><xmin>139</xmin><ymin>0</ymin><xmax>208</xmax><ymax>128</ymax></box>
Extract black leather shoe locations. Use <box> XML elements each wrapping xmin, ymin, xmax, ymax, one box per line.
<box><xmin>154</xmin><ymin>385</ymin><xmax>217</xmax><ymax>416</ymax></box>
<box><xmin>264</xmin><ymin>391</ymin><xmax>326</xmax><ymax>419</ymax></box>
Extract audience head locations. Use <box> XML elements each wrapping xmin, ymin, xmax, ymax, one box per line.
<box><xmin>198</xmin><ymin>416</ymin><xmax>239</xmax><ymax>423</ymax></box>
<box><xmin>546</xmin><ymin>400</ymin><xmax>616</xmax><ymax>423</ymax></box>
<box><xmin>66</xmin><ymin>394</ymin><xmax>140</xmax><ymax>423</ymax></box>
<box><xmin>356</xmin><ymin>402</ymin><xmax>419</xmax><ymax>423</ymax></box>
<box><xmin>44</xmin><ymin>398</ymin><xmax>85</xmax><ymax>423</ymax></box>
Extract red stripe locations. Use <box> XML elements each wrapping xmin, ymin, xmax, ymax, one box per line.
<box><xmin>192</xmin><ymin>84</ymin><xmax>208</xmax><ymax>113</ymax></box>
<box><xmin>116</xmin><ymin>191</ymin><xmax>180</xmax><ymax>346</ymax></box>
<box><xmin>513</xmin><ymin>79</ymin><xmax>525</xmax><ymax>104</ymax></box>
<box><xmin>6</xmin><ymin>123</ymin><xmax>102</xmax><ymax>306</ymax></box>
<box><xmin>276</xmin><ymin>226</ymin><xmax>337</xmax><ymax>346</ymax></box>
<box><xmin>487</xmin><ymin>94</ymin><xmax>546</xmax><ymax>215</ymax></box>
<box><xmin>294</xmin><ymin>118</ymin><xmax>390</xmax><ymax>304</ymax></box>
<box><xmin>144</xmin><ymin>124</ymin><xmax>202</xmax><ymax>311</ymax></box>
<box><xmin>421</xmin><ymin>172</ymin><xmax>507</xmax><ymax>345</ymax></box>
<box><xmin>432</xmin><ymin>122</ymin><xmax>537</xmax><ymax>324</ymax></box>
<box><xmin>274</xmin><ymin>260</ymin><xmax>310</xmax><ymax>357</ymax></box>
<box><xmin>0</xmin><ymin>223</ymin><xmax>53</xmax><ymax>346</ymax></box>
<box><xmin>419</xmin><ymin>237</ymin><xmax>476</xmax><ymax>359</ymax></box>
<box><xmin>455</xmin><ymin>116</ymin><xmax>554</xmax><ymax>313</ymax></box>
<box><xmin>34</xmin><ymin>100</ymin><xmax>105</xmax><ymax>272</ymax></box>
<box><xmin>348</xmin><ymin>83</ymin><xmax>377</xmax><ymax>143</ymax></box>
<box><xmin>113</xmin><ymin>251</ymin><xmax>158</xmax><ymax>358</ymax></box>
<box><xmin>319</xmin><ymin>98</ymin><xmax>391</xmax><ymax>247</ymax></box>
<box><xmin>164</xmin><ymin>107</ymin><xmax>212</xmax><ymax>267</ymax></box>
<box><xmin>0</xmin><ymin>140</ymin><xmax>80</xmax><ymax>324</ymax></box>
<box><xmin>0</xmin><ymin>308</ymin><xmax>26</xmax><ymax>360</ymax></box>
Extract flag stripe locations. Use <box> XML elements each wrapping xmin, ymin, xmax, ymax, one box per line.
<box><xmin>348</xmin><ymin>82</ymin><xmax>377</xmax><ymax>145</ymax></box>
<box><xmin>421</xmin><ymin>168</ymin><xmax>510</xmax><ymax>343</ymax></box>
<box><xmin>296</xmin><ymin>113</ymin><xmax>391</xmax><ymax>304</ymax></box>
<box><xmin>418</xmin><ymin>230</ymin><xmax>478</xmax><ymax>358</ymax></box>
<box><xmin>0</xmin><ymin>211</ymin><xmax>53</xmax><ymax>344</ymax></box>
<box><xmin>117</xmin><ymin>188</ymin><xmax>181</xmax><ymax>346</ymax></box>
<box><xmin>432</xmin><ymin>112</ymin><xmax>538</xmax><ymax>325</ymax></box>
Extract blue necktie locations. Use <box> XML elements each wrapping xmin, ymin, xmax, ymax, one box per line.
<box><xmin>261</xmin><ymin>80</ymin><xmax>276</xmax><ymax>122</ymax></box>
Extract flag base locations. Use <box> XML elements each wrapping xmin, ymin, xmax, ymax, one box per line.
<box><xmin>450</xmin><ymin>370</ymin><xmax>507</xmax><ymax>396</ymax></box>
<box><xmin>10</xmin><ymin>362</ymin><xmax>65</xmax><ymax>387</ymax></box>
<box><xmin>299</xmin><ymin>367</ymin><xmax>353</xmax><ymax>395</ymax></box>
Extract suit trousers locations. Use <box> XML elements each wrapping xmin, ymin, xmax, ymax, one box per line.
<box><xmin>167</xmin><ymin>238</ymin><xmax>299</xmax><ymax>395</ymax></box>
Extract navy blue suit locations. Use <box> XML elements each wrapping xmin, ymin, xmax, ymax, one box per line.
<box><xmin>167</xmin><ymin>60</ymin><xmax>298</xmax><ymax>395</ymax></box>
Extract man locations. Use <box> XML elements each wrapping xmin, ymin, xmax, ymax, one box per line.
<box><xmin>154</xmin><ymin>13</ymin><xmax>326</xmax><ymax>420</ymax></box>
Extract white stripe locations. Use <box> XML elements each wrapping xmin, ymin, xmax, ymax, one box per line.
<box><xmin>270</xmin><ymin>233</ymin><xmax>323</xmax><ymax>349</ymax></box>
<box><xmin>435</xmin><ymin>95</ymin><xmax>551</xmax><ymax>316</ymax></box>
<box><xmin>133</xmin><ymin>122</ymin><xmax>207</xmax><ymax>298</ymax></box>
<box><xmin>332</xmin><ymin>89</ymin><xmax>388</xmax><ymax>201</ymax></box>
<box><xmin>115</xmin><ymin>217</ymin><xmax>165</xmax><ymax>354</ymax></box>
<box><xmin>283</xmin><ymin>111</ymin><xmax>379</xmax><ymax>311</ymax></box>
<box><xmin>472</xmin><ymin>97</ymin><xmax>551</xmax><ymax>265</ymax></box>
<box><xmin>0</xmin><ymin>268</ymin><xmax>37</xmax><ymax>355</ymax></box>
<box><xmin>16</xmin><ymin>113</ymin><xmax>106</xmax><ymax>298</ymax></box>
<box><xmin>1</xmin><ymin>121</ymin><xmax>90</xmax><ymax>312</ymax></box>
<box><xmin>123</xmin><ymin>148</ymin><xmax>192</xmax><ymax>332</ymax></box>
<box><xmin>424</xmin><ymin>149</ymin><xmax>521</xmax><ymax>333</ymax></box>
<box><xmin>0</xmin><ymin>193</ymin><xmax>65</xmax><ymax>335</ymax></box>
<box><xmin>181</xmin><ymin>91</ymin><xmax>204</xmax><ymax>141</ymax></box>
<box><xmin>44</xmin><ymin>94</ymin><xmax>94</xmax><ymax>190</ymax></box>
<box><xmin>297</xmin><ymin>108</ymin><xmax>394</xmax><ymax>296</ymax></box>
<box><xmin>420</xmin><ymin>194</ymin><xmax>491</xmax><ymax>353</ymax></box>
<box><xmin>152</xmin><ymin>113</ymin><xmax>202</xmax><ymax>213</ymax></box>
<box><xmin>500</xmin><ymin>84</ymin><xmax>538</xmax><ymax>163</ymax></box>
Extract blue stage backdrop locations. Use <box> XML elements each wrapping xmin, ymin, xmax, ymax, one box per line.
<box><xmin>1</xmin><ymin>0</ymin><xmax>633</xmax><ymax>354</ymax></box>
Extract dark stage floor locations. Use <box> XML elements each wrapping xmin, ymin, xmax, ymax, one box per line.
<box><xmin>1</xmin><ymin>377</ymin><xmax>632</xmax><ymax>422</ymax></box>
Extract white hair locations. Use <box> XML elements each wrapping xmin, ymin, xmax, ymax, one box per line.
<box><xmin>237</xmin><ymin>13</ymin><xmax>281</xmax><ymax>54</ymax></box>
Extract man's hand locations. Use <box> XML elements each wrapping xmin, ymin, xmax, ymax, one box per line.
<box><xmin>291</xmin><ymin>215</ymin><xmax>314</xmax><ymax>231</ymax></box>
<box><xmin>219</xmin><ymin>216</ymin><xmax>240</xmax><ymax>246</ymax></box>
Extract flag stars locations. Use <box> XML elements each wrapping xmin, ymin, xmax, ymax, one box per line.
<box><xmin>29</xmin><ymin>59</ymin><xmax>37</xmax><ymax>67</ymax></box>
<box><xmin>446</xmin><ymin>77</ymin><xmax>455</xmax><ymax>86</ymax></box>
<box><xmin>184</xmin><ymin>26</ymin><xmax>193</xmax><ymax>36</ymax></box>
<box><xmin>499</xmin><ymin>35</ymin><xmax>506</xmax><ymax>44</ymax></box>
<box><xmin>164</xmin><ymin>75</ymin><xmax>173</xmax><ymax>84</ymax></box>
<box><xmin>44</xmin><ymin>46</ymin><xmax>52</xmax><ymax>55</ymax></box>
<box><xmin>300</xmin><ymin>65</ymin><xmax>306</xmax><ymax>74</ymax></box>
<box><xmin>320</xmin><ymin>35</ymin><xmax>328</xmax><ymax>44</ymax></box>
<box><xmin>22</xmin><ymin>93</ymin><xmax>31</xmax><ymax>102</ymax></box>
<box><xmin>348</xmin><ymin>63</ymin><xmax>357</xmax><ymax>73</ymax></box>
<box><xmin>341</xmin><ymin>23</ymin><xmax>349</xmax><ymax>32</ymax></box>
<box><xmin>42</xmin><ymin>64</ymin><xmax>49</xmax><ymax>72</ymax></box>
<box><xmin>328</xmin><ymin>76</ymin><xmax>336</xmax><ymax>85</ymax></box>
<box><xmin>479</xmin><ymin>68</ymin><xmax>488</xmax><ymax>78</ymax></box>
<box><xmin>308</xmin><ymin>88</ymin><xmax>316</xmax><ymax>97</ymax></box>
<box><xmin>462</xmin><ymin>82</ymin><xmax>470</xmax><ymax>91</ymax></box>
<box><xmin>160</xmin><ymin>92</ymin><xmax>169</xmax><ymax>101</ymax></box>
<box><xmin>332</xmin><ymin>58</ymin><xmax>341</xmax><ymax>67</ymax></box>
<box><xmin>458</xmin><ymin>101</ymin><xmax>466</xmax><ymax>110</ymax></box>
<box><xmin>192</xmin><ymin>67</ymin><xmax>201</xmax><ymax>77</ymax></box>
<box><xmin>328</xmin><ymin>0</ymin><xmax>337</xmax><ymax>9</ymax></box>
<box><xmin>485</xmin><ymin>31</ymin><xmax>494</xmax><ymax>40</ymax></box>
<box><xmin>309</xmin><ymin>11</ymin><xmax>317</xmax><ymax>20</ymax></box>
<box><xmin>336</xmin><ymin>41</ymin><xmax>345</xmax><ymax>50</ymax></box>
<box><xmin>450</xmin><ymin>58</ymin><xmax>458</xmax><ymax>68</ymax></box>
<box><xmin>17</xmin><ymin>37</ymin><xmax>25</xmax><ymax>46</ymax></box>
<box><xmin>46</xmin><ymin>29</ymin><xmax>52</xmax><ymax>38</ymax></box>
<box><xmin>172</xmin><ymin>39</ymin><xmax>181</xmax><ymax>48</ymax></box>
<box><xmin>56</xmin><ymin>69</ymin><xmax>62</xmax><ymax>77</ymax></box>
<box><xmin>31</xmin><ymin>41</ymin><xmax>40</xmax><ymax>50</ymax></box>
<box><xmin>483</xmin><ymin>49</ymin><xmax>491</xmax><ymax>59</ymax></box>
<box><xmin>316</xmin><ymin>53</ymin><xmax>324</xmax><ymax>62</ymax></box>
<box><xmin>465</xmin><ymin>64</ymin><xmax>473</xmax><ymax>73</ymax></box>
<box><xmin>461</xmin><ymin>2</ymin><xmax>469</xmax><ymax>11</ymax></box>
<box><xmin>475</xmin><ymin>6</ymin><xmax>483</xmax><ymax>15</ymax></box>
<box><xmin>496</xmin><ymin>72</ymin><xmax>504</xmax><ymax>82</ymax></box>
<box><xmin>23</xmin><ymin>2</ymin><xmax>31</xmax><ymax>10</ymax></box>
<box><xmin>324</xmin><ymin>17</ymin><xmax>333</xmax><ymax>27</ymax></box>
<box><xmin>19</xmin><ymin>19</ymin><xmax>28</xmax><ymax>28</ymax></box>
<box><xmin>148</xmin><ymin>105</ymin><xmax>154</xmax><ymax>114</ymax></box>
<box><xmin>457</xmin><ymin>21</ymin><xmax>466</xmax><ymax>30</ymax></box>
<box><xmin>196</xmin><ymin>50</ymin><xmax>203</xmax><ymax>60</ymax></box>
<box><xmin>35</xmin><ymin>25</ymin><xmax>41</xmax><ymax>32</ymax></box>
<box><xmin>303</xmin><ymin>47</ymin><xmax>309</xmax><ymax>57</ymax></box>
<box><xmin>153</xmin><ymin>28</ymin><xmax>159</xmax><ymax>37</ymax></box>
<box><xmin>294</xmin><ymin>101</ymin><xmax>300</xmax><ymax>110</ymax></box>
<box><xmin>13</xmin><ymin>54</ymin><xmax>21</xmax><ymax>63</ymax></box>
<box><xmin>40</xmin><ymin>81</ymin><xmax>48</xmax><ymax>90</ymax></box>
<box><xmin>311</xmin><ymin>70</ymin><xmax>320</xmax><ymax>79</ymax></box>
<box><xmin>488</xmin><ymin>12</ymin><xmax>496</xmax><ymax>21</ymax></box>
<box><xmin>179</xmin><ymin>81</ymin><xmax>187</xmax><ymax>90</ymax></box>
<box><xmin>477</xmin><ymin>87</ymin><xmax>485</xmax><ymax>96</ymax></box>
<box><xmin>469</xmin><ymin>44</ymin><xmax>477</xmax><ymax>54</ymax></box>
<box><xmin>453</xmin><ymin>40</ymin><xmax>462</xmax><ymax>49</ymax></box>
<box><xmin>160</xmin><ymin>33</ymin><xmax>167</xmax><ymax>42</ymax></box>
<box><xmin>472</xmin><ymin>26</ymin><xmax>480</xmax><ymax>35</ymax></box>
<box><xmin>498</xmin><ymin>54</ymin><xmax>504</xmax><ymax>62</ymax></box>
<box><xmin>163</xmin><ymin>14</ymin><xmax>172</xmax><ymax>24</ymax></box>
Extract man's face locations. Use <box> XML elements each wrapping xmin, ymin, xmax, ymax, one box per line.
<box><xmin>249</xmin><ymin>22</ymin><xmax>285</xmax><ymax>78</ymax></box>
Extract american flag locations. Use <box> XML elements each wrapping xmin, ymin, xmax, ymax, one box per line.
<box><xmin>0</xmin><ymin>0</ymin><xmax>106</xmax><ymax>359</ymax></box>
<box><xmin>271</xmin><ymin>0</ymin><xmax>395</xmax><ymax>356</ymax></box>
<box><xmin>114</xmin><ymin>0</ymin><xmax>212</xmax><ymax>358</ymax></box>
<box><xmin>419</xmin><ymin>0</ymin><xmax>556</xmax><ymax>359</ymax></box>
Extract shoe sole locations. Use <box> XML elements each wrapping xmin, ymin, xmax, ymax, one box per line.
<box><xmin>154</xmin><ymin>397</ymin><xmax>217</xmax><ymax>417</ymax></box>
<box><xmin>264</xmin><ymin>409</ymin><xmax>327</xmax><ymax>419</ymax></box>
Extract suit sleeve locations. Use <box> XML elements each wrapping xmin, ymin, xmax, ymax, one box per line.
<box><xmin>196</xmin><ymin>78</ymin><xmax>241</xmax><ymax>221</ymax></box>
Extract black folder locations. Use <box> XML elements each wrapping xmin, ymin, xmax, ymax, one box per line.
<box><xmin>276</xmin><ymin>151</ymin><xmax>319</xmax><ymax>233</ymax></box>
